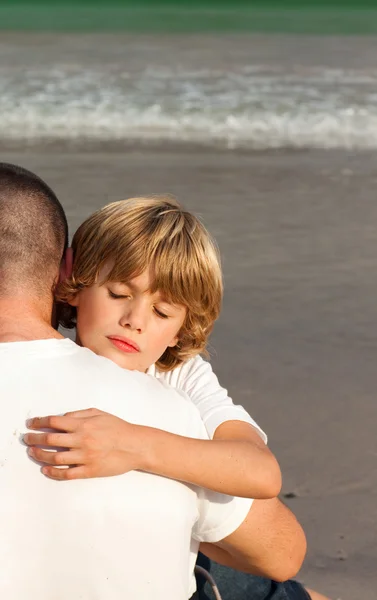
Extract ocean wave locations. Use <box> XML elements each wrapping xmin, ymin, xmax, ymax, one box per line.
<box><xmin>1</xmin><ymin>65</ymin><xmax>377</xmax><ymax>148</ymax></box>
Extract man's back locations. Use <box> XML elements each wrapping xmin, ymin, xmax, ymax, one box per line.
<box><xmin>0</xmin><ymin>338</ymin><xmax>210</xmax><ymax>600</ymax></box>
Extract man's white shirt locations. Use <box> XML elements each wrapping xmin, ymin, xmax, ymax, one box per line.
<box><xmin>0</xmin><ymin>339</ymin><xmax>251</xmax><ymax>600</ymax></box>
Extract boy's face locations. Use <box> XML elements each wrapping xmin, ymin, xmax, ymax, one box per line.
<box><xmin>69</xmin><ymin>267</ymin><xmax>187</xmax><ymax>372</ymax></box>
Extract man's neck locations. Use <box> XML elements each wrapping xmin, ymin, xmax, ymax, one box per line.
<box><xmin>0</xmin><ymin>297</ymin><xmax>62</xmax><ymax>342</ymax></box>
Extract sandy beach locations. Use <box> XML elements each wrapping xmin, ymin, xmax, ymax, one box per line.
<box><xmin>1</xmin><ymin>142</ymin><xmax>375</xmax><ymax>599</ymax></box>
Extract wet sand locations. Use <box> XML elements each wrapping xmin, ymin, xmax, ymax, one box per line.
<box><xmin>4</xmin><ymin>142</ymin><xmax>377</xmax><ymax>599</ymax></box>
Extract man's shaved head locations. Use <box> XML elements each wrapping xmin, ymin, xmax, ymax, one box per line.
<box><xmin>0</xmin><ymin>163</ymin><xmax>68</xmax><ymax>295</ymax></box>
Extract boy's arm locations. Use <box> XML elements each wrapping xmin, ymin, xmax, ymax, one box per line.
<box><xmin>24</xmin><ymin>409</ymin><xmax>281</xmax><ymax>498</ymax></box>
<box><xmin>141</xmin><ymin>419</ymin><xmax>281</xmax><ymax>498</ymax></box>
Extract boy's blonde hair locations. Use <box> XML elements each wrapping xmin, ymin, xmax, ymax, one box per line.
<box><xmin>57</xmin><ymin>196</ymin><xmax>223</xmax><ymax>371</ymax></box>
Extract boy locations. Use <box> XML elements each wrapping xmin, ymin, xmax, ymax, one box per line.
<box><xmin>38</xmin><ymin>196</ymin><xmax>280</xmax><ymax>497</ymax></box>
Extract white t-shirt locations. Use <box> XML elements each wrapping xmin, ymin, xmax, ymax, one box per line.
<box><xmin>147</xmin><ymin>355</ymin><xmax>267</xmax><ymax>443</ymax></box>
<box><xmin>0</xmin><ymin>339</ymin><xmax>251</xmax><ymax>600</ymax></box>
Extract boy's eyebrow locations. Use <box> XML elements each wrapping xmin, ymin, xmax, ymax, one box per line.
<box><xmin>158</xmin><ymin>294</ymin><xmax>181</xmax><ymax>308</ymax></box>
<box><xmin>113</xmin><ymin>279</ymin><xmax>150</xmax><ymax>295</ymax></box>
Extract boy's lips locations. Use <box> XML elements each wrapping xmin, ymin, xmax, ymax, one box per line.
<box><xmin>107</xmin><ymin>336</ymin><xmax>140</xmax><ymax>353</ymax></box>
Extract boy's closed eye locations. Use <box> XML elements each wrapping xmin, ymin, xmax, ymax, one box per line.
<box><xmin>108</xmin><ymin>289</ymin><xmax>131</xmax><ymax>300</ymax></box>
<box><xmin>153</xmin><ymin>307</ymin><xmax>169</xmax><ymax>319</ymax></box>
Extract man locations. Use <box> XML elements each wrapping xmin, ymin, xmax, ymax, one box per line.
<box><xmin>0</xmin><ymin>163</ymin><xmax>307</xmax><ymax>600</ymax></box>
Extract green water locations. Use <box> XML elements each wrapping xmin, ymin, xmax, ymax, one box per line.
<box><xmin>1</xmin><ymin>1</ymin><xmax>377</xmax><ymax>33</ymax></box>
<box><xmin>2</xmin><ymin>1</ymin><xmax>377</xmax><ymax>6</ymax></box>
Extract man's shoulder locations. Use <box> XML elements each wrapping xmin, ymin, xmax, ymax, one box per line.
<box><xmin>70</xmin><ymin>346</ymin><xmax>181</xmax><ymax>394</ymax></box>
<box><xmin>69</xmin><ymin>347</ymin><xmax>205</xmax><ymax>434</ymax></box>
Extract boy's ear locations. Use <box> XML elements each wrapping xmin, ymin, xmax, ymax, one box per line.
<box><xmin>168</xmin><ymin>335</ymin><xmax>179</xmax><ymax>348</ymax></box>
<box><xmin>59</xmin><ymin>247</ymin><xmax>73</xmax><ymax>284</ymax></box>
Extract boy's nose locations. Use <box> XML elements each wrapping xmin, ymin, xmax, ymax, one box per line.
<box><xmin>119</xmin><ymin>309</ymin><xmax>146</xmax><ymax>333</ymax></box>
<box><xmin>121</xmin><ymin>321</ymin><xmax>142</xmax><ymax>334</ymax></box>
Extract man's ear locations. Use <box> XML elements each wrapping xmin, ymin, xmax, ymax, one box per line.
<box><xmin>59</xmin><ymin>247</ymin><xmax>73</xmax><ymax>284</ymax></box>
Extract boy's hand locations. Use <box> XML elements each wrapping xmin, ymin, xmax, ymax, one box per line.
<box><xmin>23</xmin><ymin>408</ymin><xmax>146</xmax><ymax>481</ymax></box>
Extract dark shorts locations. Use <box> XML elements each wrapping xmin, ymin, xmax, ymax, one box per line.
<box><xmin>192</xmin><ymin>552</ymin><xmax>311</xmax><ymax>600</ymax></box>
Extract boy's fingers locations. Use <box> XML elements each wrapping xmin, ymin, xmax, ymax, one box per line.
<box><xmin>64</xmin><ymin>408</ymin><xmax>103</xmax><ymax>419</ymax></box>
<box><xmin>28</xmin><ymin>447</ymin><xmax>83</xmax><ymax>466</ymax></box>
<box><xmin>23</xmin><ymin>432</ymin><xmax>79</xmax><ymax>448</ymax></box>
<box><xmin>26</xmin><ymin>415</ymin><xmax>79</xmax><ymax>432</ymax></box>
<box><xmin>42</xmin><ymin>465</ymin><xmax>89</xmax><ymax>481</ymax></box>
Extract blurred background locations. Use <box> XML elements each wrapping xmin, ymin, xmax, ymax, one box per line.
<box><xmin>2</xmin><ymin>2</ymin><xmax>377</xmax><ymax>599</ymax></box>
